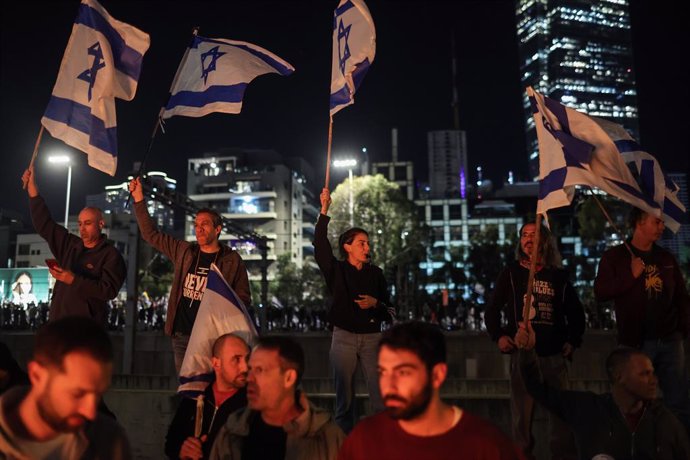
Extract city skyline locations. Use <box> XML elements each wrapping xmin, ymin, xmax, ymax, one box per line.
<box><xmin>1</xmin><ymin>0</ymin><xmax>687</xmax><ymax>225</ymax></box>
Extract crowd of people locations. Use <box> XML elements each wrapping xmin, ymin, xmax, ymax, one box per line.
<box><xmin>0</xmin><ymin>166</ymin><xmax>688</xmax><ymax>459</ymax></box>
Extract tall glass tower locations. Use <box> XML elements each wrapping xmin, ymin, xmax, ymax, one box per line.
<box><xmin>516</xmin><ymin>0</ymin><xmax>639</xmax><ymax>178</ymax></box>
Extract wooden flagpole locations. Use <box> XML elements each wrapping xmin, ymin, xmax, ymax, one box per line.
<box><xmin>23</xmin><ymin>125</ymin><xmax>45</xmax><ymax>190</ymax></box>
<box><xmin>516</xmin><ymin>212</ymin><xmax>541</xmax><ymax>349</ymax></box>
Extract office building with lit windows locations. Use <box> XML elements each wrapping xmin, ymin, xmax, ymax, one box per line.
<box><xmin>427</xmin><ymin>130</ymin><xmax>469</xmax><ymax>199</ymax></box>
<box><xmin>186</xmin><ymin>149</ymin><xmax>318</xmax><ymax>280</ymax></box>
<box><xmin>516</xmin><ymin>0</ymin><xmax>639</xmax><ymax>178</ymax></box>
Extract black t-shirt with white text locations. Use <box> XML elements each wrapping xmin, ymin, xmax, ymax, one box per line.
<box><xmin>173</xmin><ymin>250</ymin><xmax>218</xmax><ymax>334</ymax></box>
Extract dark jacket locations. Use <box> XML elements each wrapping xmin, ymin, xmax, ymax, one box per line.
<box><xmin>165</xmin><ymin>384</ymin><xmax>247</xmax><ymax>459</ymax></box>
<box><xmin>133</xmin><ymin>201</ymin><xmax>251</xmax><ymax>336</ymax></box>
<box><xmin>313</xmin><ymin>214</ymin><xmax>393</xmax><ymax>333</ymax></box>
<box><xmin>485</xmin><ymin>262</ymin><xmax>585</xmax><ymax>356</ymax></box>
<box><xmin>519</xmin><ymin>349</ymin><xmax>690</xmax><ymax>459</ymax></box>
<box><xmin>30</xmin><ymin>195</ymin><xmax>126</xmax><ymax>324</ymax></box>
<box><xmin>594</xmin><ymin>243</ymin><xmax>690</xmax><ymax>346</ymax></box>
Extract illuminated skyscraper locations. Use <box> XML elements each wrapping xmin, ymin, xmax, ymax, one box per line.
<box><xmin>516</xmin><ymin>0</ymin><xmax>639</xmax><ymax>178</ymax></box>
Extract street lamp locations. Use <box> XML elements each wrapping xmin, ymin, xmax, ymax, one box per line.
<box><xmin>48</xmin><ymin>154</ymin><xmax>72</xmax><ymax>228</ymax></box>
<box><xmin>333</xmin><ymin>158</ymin><xmax>357</xmax><ymax>227</ymax></box>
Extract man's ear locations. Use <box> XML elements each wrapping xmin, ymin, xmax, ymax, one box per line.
<box><xmin>98</xmin><ymin>220</ymin><xmax>105</xmax><ymax>230</ymax></box>
<box><xmin>431</xmin><ymin>362</ymin><xmax>448</xmax><ymax>390</ymax></box>
<box><xmin>211</xmin><ymin>356</ymin><xmax>221</xmax><ymax>372</ymax></box>
<box><xmin>27</xmin><ymin>360</ymin><xmax>49</xmax><ymax>391</ymax></box>
<box><xmin>284</xmin><ymin>368</ymin><xmax>297</xmax><ymax>388</ymax></box>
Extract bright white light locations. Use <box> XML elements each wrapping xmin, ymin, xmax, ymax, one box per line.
<box><xmin>48</xmin><ymin>155</ymin><xmax>70</xmax><ymax>164</ymax></box>
<box><xmin>333</xmin><ymin>159</ymin><xmax>357</xmax><ymax>168</ymax></box>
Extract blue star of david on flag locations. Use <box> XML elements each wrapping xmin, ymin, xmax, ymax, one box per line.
<box><xmin>337</xmin><ymin>19</ymin><xmax>352</xmax><ymax>75</ymax></box>
<box><xmin>200</xmin><ymin>45</ymin><xmax>226</xmax><ymax>85</ymax></box>
<box><xmin>77</xmin><ymin>42</ymin><xmax>106</xmax><ymax>101</ymax></box>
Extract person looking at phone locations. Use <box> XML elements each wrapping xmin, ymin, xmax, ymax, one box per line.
<box><xmin>21</xmin><ymin>165</ymin><xmax>126</xmax><ymax>325</ymax></box>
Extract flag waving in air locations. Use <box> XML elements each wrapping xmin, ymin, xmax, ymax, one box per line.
<box><xmin>41</xmin><ymin>0</ymin><xmax>150</xmax><ymax>176</ymax></box>
<box><xmin>160</xmin><ymin>35</ymin><xmax>294</xmax><ymax>119</ymax></box>
<box><xmin>178</xmin><ymin>263</ymin><xmax>257</xmax><ymax>398</ymax></box>
<box><xmin>329</xmin><ymin>0</ymin><xmax>376</xmax><ymax>116</ymax></box>
<box><xmin>528</xmin><ymin>87</ymin><xmax>670</xmax><ymax>224</ymax></box>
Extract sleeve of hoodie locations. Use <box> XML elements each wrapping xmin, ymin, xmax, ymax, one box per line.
<box><xmin>563</xmin><ymin>278</ymin><xmax>586</xmax><ymax>348</ymax></box>
<box><xmin>29</xmin><ymin>195</ymin><xmax>80</xmax><ymax>261</ymax></box>
<box><xmin>485</xmin><ymin>267</ymin><xmax>511</xmax><ymax>342</ymax></box>
<box><xmin>133</xmin><ymin>200</ymin><xmax>187</xmax><ymax>262</ymax></box>
<box><xmin>313</xmin><ymin>214</ymin><xmax>336</xmax><ymax>290</ymax></box>
<box><xmin>71</xmin><ymin>246</ymin><xmax>126</xmax><ymax>301</ymax></box>
<box><xmin>594</xmin><ymin>246</ymin><xmax>638</xmax><ymax>302</ymax></box>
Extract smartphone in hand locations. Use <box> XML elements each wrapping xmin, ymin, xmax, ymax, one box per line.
<box><xmin>45</xmin><ymin>258</ymin><xmax>59</xmax><ymax>270</ymax></box>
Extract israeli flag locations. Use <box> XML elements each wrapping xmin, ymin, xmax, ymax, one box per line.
<box><xmin>178</xmin><ymin>263</ymin><xmax>257</xmax><ymax>398</ymax></box>
<box><xmin>529</xmin><ymin>87</ymin><xmax>666</xmax><ymax>224</ymax></box>
<box><xmin>160</xmin><ymin>36</ymin><xmax>294</xmax><ymax>119</ymax></box>
<box><xmin>41</xmin><ymin>0</ymin><xmax>149</xmax><ymax>176</ymax></box>
<box><xmin>329</xmin><ymin>0</ymin><xmax>376</xmax><ymax>116</ymax></box>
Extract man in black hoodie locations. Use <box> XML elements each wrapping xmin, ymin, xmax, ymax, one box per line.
<box><xmin>22</xmin><ymin>165</ymin><xmax>126</xmax><ymax>325</ymax></box>
<box><xmin>314</xmin><ymin>188</ymin><xmax>394</xmax><ymax>434</ymax></box>
<box><xmin>485</xmin><ymin>222</ymin><xmax>584</xmax><ymax>459</ymax></box>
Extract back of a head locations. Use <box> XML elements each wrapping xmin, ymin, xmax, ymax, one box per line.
<box><xmin>605</xmin><ymin>347</ymin><xmax>646</xmax><ymax>383</ymax></box>
<box><xmin>379</xmin><ymin>321</ymin><xmax>446</xmax><ymax>372</ymax></box>
<box><xmin>627</xmin><ymin>207</ymin><xmax>645</xmax><ymax>235</ymax></box>
<box><xmin>33</xmin><ymin>317</ymin><xmax>113</xmax><ymax>369</ymax></box>
<box><xmin>255</xmin><ymin>336</ymin><xmax>305</xmax><ymax>387</ymax></box>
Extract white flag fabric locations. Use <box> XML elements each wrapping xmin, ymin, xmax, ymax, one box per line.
<box><xmin>161</xmin><ymin>35</ymin><xmax>294</xmax><ymax>119</ymax></box>
<box><xmin>41</xmin><ymin>0</ymin><xmax>149</xmax><ymax>176</ymax></box>
<box><xmin>529</xmin><ymin>87</ymin><xmax>666</xmax><ymax>223</ymax></box>
<box><xmin>329</xmin><ymin>0</ymin><xmax>376</xmax><ymax>116</ymax></box>
<box><xmin>178</xmin><ymin>264</ymin><xmax>257</xmax><ymax>398</ymax></box>
<box><xmin>596</xmin><ymin>119</ymin><xmax>686</xmax><ymax>232</ymax></box>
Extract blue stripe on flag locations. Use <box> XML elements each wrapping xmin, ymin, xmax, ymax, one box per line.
<box><xmin>351</xmin><ymin>58</ymin><xmax>371</xmax><ymax>92</ymax></box>
<box><xmin>542</xmin><ymin>96</ymin><xmax>593</xmax><ymax>167</ymax></box>
<box><xmin>192</xmin><ymin>37</ymin><xmax>294</xmax><ymax>76</ymax></box>
<box><xmin>330</xmin><ymin>85</ymin><xmax>351</xmax><ymax>110</ymax></box>
<box><xmin>605</xmin><ymin>177</ymin><xmax>660</xmax><ymax>210</ymax></box>
<box><xmin>639</xmin><ymin>159</ymin><xmax>656</xmax><ymax>202</ymax></box>
<box><xmin>75</xmin><ymin>4</ymin><xmax>144</xmax><ymax>80</ymax></box>
<box><xmin>335</xmin><ymin>0</ymin><xmax>355</xmax><ymax>19</ymax></box>
<box><xmin>664</xmin><ymin>197</ymin><xmax>686</xmax><ymax>223</ymax></box>
<box><xmin>179</xmin><ymin>372</ymin><xmax>214</xmax><ymax>384</ymax></box>
<box><xmin>44</xmin><ymin>95</ymin><xmax>117</xmax><ymax>156</ymax></box>
<box><xmin>613</xmin><ymin>139</ymin><xmax>642</xmax><ymax>153</ymax></box>
<box><xmin>539</xmin><ymin>167</ymin><xmax>567</xmax><ymax>199</ymax></box>
<box><xmin>165</xmin><ymin>84</ymin><xmax>248</xmax><ymax>109</ymax></box>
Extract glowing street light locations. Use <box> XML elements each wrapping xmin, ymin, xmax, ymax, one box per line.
<box><xmin>47</xmin><ymin>154</ymin><xmax>72</xmax><ymax>228</ymax></box>
<box><xmin>333</xmin><ymin>158</ymin><xmax>358</xmax><ymax>227</ymax></box>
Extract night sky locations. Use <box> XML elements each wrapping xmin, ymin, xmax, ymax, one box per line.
<box><xmin>1</xmin><ymin>1</ymin><xmax>688</xmax><ymax>225</ymax></box>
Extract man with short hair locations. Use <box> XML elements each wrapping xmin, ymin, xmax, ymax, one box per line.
<box><xmin>129</xmin><ymin>178</ymin><xmax>251</xmax><ymax>373</ymax></box>
<box><xmin>0</xmin><ymin>316</ymin><xmax>131</xmax><ymax>458</ymax></box>
<box><xmin>338</xmin><ymin>321</ymin><xmax>523</xmax><ymax>459</ymax></box>
<box><xmin>165</xmin><ymin>333</ymin><xmax>250</xmax><ymax>459</ymax></box>
<box><xmin>595</xmin><ymin>207</ymin><xmax>690</xmax><ymax>433</ymax></box>
<box><xmin>210</xmin><ymin>336</ymin><xmax>344</xmax><ymax>459</ymax></box>
<box><xmin>22</xmin><ymin>165</ymin><xmax>126</xmax><ymax>325</ymax></box>
<box><xmin>517</xmin><ymin>321</ymin><xmax>690</xmax><ymax>459</ymax></box>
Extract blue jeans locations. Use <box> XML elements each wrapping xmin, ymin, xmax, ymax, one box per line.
<box><xmin>641</xmin><ymin>337</ymin><xmax>690</xmax><ymax>434</ymax></box>
<box><xmin>171</xmin><ymin>332</ymin><xmax>190</xmax><ymax>375</ymax></box>
<box><xmin>330</xmin><ymin>327</ymin><xmax>383</xmax><ymax>433</ymax></box>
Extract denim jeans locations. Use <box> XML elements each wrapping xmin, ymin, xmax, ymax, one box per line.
<box><xmin>509</xmin><ymin>353</ymin><xmax>577</xmax><ymax>460</ymax></box>
<box><xmin>641</xmin><ymin>337</ymin><xmax>690</xmax><ymax>434</ymax></box>
<box><xmin>330</xmin><ymin>327</ymin><xmax>383</xmax><ymax>433</ymax></box>
<box><xmin>171</xmin><ymin>332</ymin><xmax>190</xmax><ymax>375</ymax></box>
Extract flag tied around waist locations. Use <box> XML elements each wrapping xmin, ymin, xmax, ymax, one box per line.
<box><xmin>178</xmin><ymin>263</ymin><xmax>257</xmax><ymax>398</ymax></box>
<box><xmin>41</xmin><ymin>0</ymin><xmax>149</xmax><ymax>176</ymax></box>
<box><xmin>528</xmin><ymin>87</ymin><xmax>686</xmax><ymax>232</ymax></box>
<box><xmin>329</xmin><ymin>0</ymin><xmax>376</xmax><ymax>116</ymax></box>
<box><xmin>161</xmin><ymin>35</ymin><xmax>294</xmax><ymax>119</ymax></box>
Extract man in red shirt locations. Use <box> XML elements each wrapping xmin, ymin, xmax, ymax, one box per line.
<box><xmin>338</xmin><ymin>321</ymin><xmax>523</xmax><ymax>460</ymax></box>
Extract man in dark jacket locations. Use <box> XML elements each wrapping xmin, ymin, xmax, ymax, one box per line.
<box><xmin>517</xmin><ymin>321</ymin><xmax>690</xmax><ymax>459</ymax></box>
<box><xmin>165</xmin><ymin>333</ymin><xmax>249</xmax><ymax>459</ymax></box>
<box><xmin>129</xmin><ymin>177</ymin><xmax>251</xmax><ymax>373</ymax></box>
<box><xmin>594</xmin><ymin>207</ymin><xmax>690</xmax><ymax>433</ymax></box>
<box><xmin>22</xmin><ymin>165</ymin><xmax>126</xmax><ymax>325</ymax></box>
<box><xmin>314</xmin><ymin>188</ymin><xmax>394</xmax><ymax>433</ymax></box>
<box><xmin>485</xmin><ymin>222</ymin><xmax>584</xmax><ymax>459</ymax></box>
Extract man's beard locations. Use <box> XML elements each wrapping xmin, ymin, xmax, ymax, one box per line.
<box><xmin>383</xmin><ymin>379</ymin><xmax>433</xmax><ymax>421</ymax></box>
<box><xmin>36</xmin><ymin>396</ymin><xmax>87</xmax><ymax>433</ymax></box>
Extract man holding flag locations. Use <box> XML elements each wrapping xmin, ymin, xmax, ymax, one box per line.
<box><xmin>129</xmin><ymin>178</ymin><xmax>251</xmax><ymax>374</ymax></box>
<box><xmin>595</xmin><ymin>208</ymin><xmax>690</xmax><ymax>434</ymax></box>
